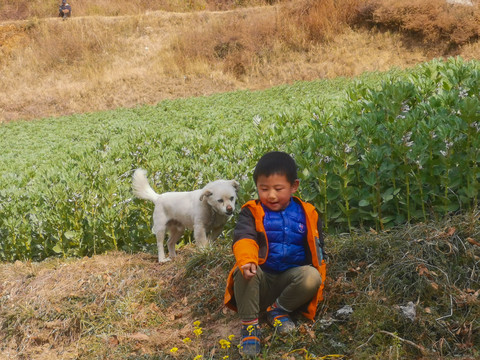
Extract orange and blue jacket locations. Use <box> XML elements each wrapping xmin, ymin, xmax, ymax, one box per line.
<box><xmin>223</xmin><ymin>197</ymin><xmax>327</xmax><ymax>320</ymax></box>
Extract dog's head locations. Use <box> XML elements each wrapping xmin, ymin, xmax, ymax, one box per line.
<box><xmin>199</xmin><ymin>179</ymin><xmax>240</xmax><ymax>216</ymax></box>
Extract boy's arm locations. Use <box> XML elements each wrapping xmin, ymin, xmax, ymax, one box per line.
<box><xmin>233</xmin><ymin>207</ymin><xmax>259</xmax><ymax>271</ymax></box>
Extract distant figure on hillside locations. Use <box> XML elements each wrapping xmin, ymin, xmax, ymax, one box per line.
<box><xmin>59</xmin><ymin>0</ymin><xmax>72</xmax><ymax>19</ymax></box>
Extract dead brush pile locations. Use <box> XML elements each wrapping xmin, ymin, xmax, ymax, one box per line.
<box><xmin>355</xmin><ymin>0</ymin><xmax>480</xmax><ymax>53</ymax></box>
<box><xmin>1</xmin><ymin>212</ymin><xmax>479</xmax><ymax>359</ymax></box>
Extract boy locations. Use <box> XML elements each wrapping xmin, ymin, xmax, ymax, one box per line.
<box><xmin>224</xmin><ymin>151</ymin><xmax>326</xmax><ymax>357</ymax></box>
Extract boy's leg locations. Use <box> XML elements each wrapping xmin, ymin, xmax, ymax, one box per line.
<box><xmin>265</xmin><ymin>266</ymin><xmax>321</xmax><ymax>333</ymax></box>
<box><xmin>234</xmin><ymin>266</ymin><xmax>277</xmax><ymax>357</ymax></box>
<box><xmin>234</xmin><ymin>266</ymin><xmax>281</xmax><ymax>319</ymax></box>
<box><xmin>274</xmin><ymin>265</ymin><xmax>322</xmax><ymax>312</ymax></box>
<box><xmin>234</xmin><ymin>265</ymin><xmax>321</xmax><ymax>317</ymax></box>
<box><xmin>233</xmin><ymin>266</ymin><xmax>262</xmax><ymax>320</ymax></box>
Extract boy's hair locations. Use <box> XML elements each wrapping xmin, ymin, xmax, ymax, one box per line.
<box><xmin>253</xmin><ymin>151</ymin><xmax>298</xmax><ymax>185</ymax></box>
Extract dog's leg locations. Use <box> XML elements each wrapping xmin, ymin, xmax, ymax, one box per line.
<box><xmin>155</xmin><ymin>228</ymin><xmax>169</xmax><ymax>263</ymax></box>
<box><xmin>167</xmin><ymin>225</ymin><xmax>184</xmax><ymax>259</ymax></box>
<box><xmin>193</xmin><ymin>223</ymin><xmax>208</xmax><ymax>248</ymax></box>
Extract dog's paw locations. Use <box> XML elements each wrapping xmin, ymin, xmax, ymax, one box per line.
<box><xmin>158</xmin><ymin>257</ymin><xmax>172</xmax><ymax>263</ymax></box>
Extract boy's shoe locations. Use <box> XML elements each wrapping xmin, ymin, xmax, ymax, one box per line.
<box><xmin>239</xmin><ymin>323</ymin><xmax>261</xmax><ymax>357</ymax></box>
<box><xmin>266</xmin><ymin>307</ymin><xmax>295</xmax><ymax>334</ymax></box>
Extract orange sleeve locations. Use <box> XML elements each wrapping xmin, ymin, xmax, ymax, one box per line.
<box><xmin>233</xmin><ymin>238</ymin><xmax>259</xmax><ymax>272</ymax></box>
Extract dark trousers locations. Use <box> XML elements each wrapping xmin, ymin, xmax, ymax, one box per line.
<box><xmin>233</xmin><ymin>265</ymin><xmax>322</xmax><ymax>321</ymax></box>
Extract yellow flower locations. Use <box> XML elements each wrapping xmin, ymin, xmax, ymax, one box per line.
<box><xmin>228</xmin><ymin>334</ymin><xmax>235</xmax><ymax>341</ymax></box>
<box><xmin>273</xmin><ymin>319</ymin><xmax>283</xmax><ymax>328</ymax></box>
<box><xmin>193</xmin><ymin>327</ymin><xmax>203</xmax><ymax>337</ymax></box>
<box><xmin>170</xmin><ymin>347</ymin><xmax>178</xmax><ymax>353</ymax></box>
<box><xmin>246</xmin><ymin>325</ymin><xmax>255</xmax><ymax>335</ymax></box>
<box><xmin>193</xmin><ymin>320</ymin><xmax>201</xmax><ymax>327</ymax></box>
<box><xmin>193</xmin><ymin>356</ymin><xmax>203</xmax><ymax>360</ymax></box>
<box><xmin>219</xmin><ymin>339</ymin><xmax>231</xmax><ymax>349</ymax></box>
<box><xmin>223</xmin><ymin>356</ymin><xmax>229</xmax><ymax>359</ymax></box>
<box><xmin>182</xmin><ymin>337</ymin><xmax>191</xmax><ymax>344</ymax></box>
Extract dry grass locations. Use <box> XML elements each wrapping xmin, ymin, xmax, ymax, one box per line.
<box><xmin>171</xmin><ymin>0</ymin><xmax>367</xmax><ymax>78</ymax></box>
<box><xmin>1</xmin><ymin>213</ymin><xmax>479</xmax><ymax>359</ymax></box>
<box><xmin>282</xmin><ymin>0</ymin><xmax>363</xmax><ymax>43</ymax></box>
<box><xmin>355</xmin><ymin>0</ymin><xmax>480</xmax><ymax>52</ymax></box>
<box><xmin>0</xmin><ymin>3</ymin><xmax>428</xmax><ymax>123</ymax></box>
<box><xmin>1</xmin><ymin>0</ymin><xmax>480</xmax><ymax>122</ymax></box>
<box><xmin>325</xmin><ymin>211</ymin><xmax>480</xmax><ymax>359</ymax></box>
<box><xmin>0</xmin><ymin>247</ymin><xmax>238</xmax><ymax>360</ymax></box>
<box><xmin>0</xmin><ymin>0</ymin><xmax>272</xmax><ymax>20</ymax></box>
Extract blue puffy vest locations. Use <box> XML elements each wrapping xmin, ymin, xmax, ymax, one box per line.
<box><xmin>260</xmin><ymin>199</ymin><xmax>307</xmax><ymax>273</ymax></box>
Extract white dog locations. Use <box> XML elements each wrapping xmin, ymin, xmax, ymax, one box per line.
<box><xmin>132</xmin><ymin>169</ymin><xmax>239</xmax><ymax>262</ymax></box>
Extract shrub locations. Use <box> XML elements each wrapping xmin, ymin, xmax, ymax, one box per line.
<box><xmin>355</xmin><ymin>0</ymin><xmax>480</xmax><ymax>52</ymax></box>
<box><xmin>283</xmin><ymin>57</ymin><xmax>480</xmax><ymax>231</ymax></box>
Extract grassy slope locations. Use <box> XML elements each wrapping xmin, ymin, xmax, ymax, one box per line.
<box><xmin>1</xmin><ymin>214</ymin><xmax>479</xmax><ymax>359</ymax></box>
<box><xmin>3</xmin><ymin>0</ymin><xmax>480</xmax><ymax>123</ymax></box>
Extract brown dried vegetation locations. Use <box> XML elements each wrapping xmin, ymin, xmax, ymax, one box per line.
<box><xmin>355</xmin><ymin>0</ymin><xmax>480</xmax><ymax>52</ymax></box>
<box><xmin>2</xmin><ymin>0</ymin><xmax>480</xmax><ymax>122</ymax></box>
<box><xmin>1</xmin><ymin>213</ymin><xmax>479</xmax><ymax>359</ymax></box>
<box><xmin>0</xmin><ymin>0</ymin><xmax>272</xmax><ymax>21</ymax></box>
<box><xmin>0</xmin><ymin>248</ymin><xmax>237</xmax><ymax>359</ymax></box>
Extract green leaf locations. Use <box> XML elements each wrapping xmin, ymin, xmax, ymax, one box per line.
<box><xmin>447</xmin><ymin>202</ymin><xmax>460</xmax><ymax>212</ymax></box>
<box><xmin>382</xmin><ymin>187</ymin><xmax>394</xmax><ymax>202</ymax></box>
<box><xmin>64</xmin><ymin>231</ymin><xmax>76</xmax><ymax>240</ymax></box>
<box><xmin>52</xmin><ymin>244</ymin><xmax>63</xmax><ymax>254</ymax></box>
<box><xmin>359</xmin><ymin>199</ymin><xmax>370</xmax><ymax>207</ymax></box>
<box><xmin>364</xmin><ymin>173</ymin><xmax>377</xmax><ymax>187</ymax></box>
<box><xmin>381</xmin><ymin>215</ymin><xmax>395</xmax><ymax>224</ymax></box>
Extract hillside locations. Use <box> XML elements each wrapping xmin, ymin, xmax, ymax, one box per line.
<box><xmin>1</xmin><ymin>215</ymin><xmax>479</xmax><ymax>359</ymax></box>
<box><xmin>3</xmin><ymin>0</ymin><xmax>480</xmax><ymax>122</ymax></box>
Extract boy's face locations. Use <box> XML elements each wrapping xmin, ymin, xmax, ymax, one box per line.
<box><xmin>256</xmin><ymin>173</ymin><xmax>299</xmax><ymax>211</ymax></box>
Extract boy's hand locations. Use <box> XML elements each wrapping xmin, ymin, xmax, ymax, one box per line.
<box><xmin>241</xmin><ymin>262</ymin><xmax>257</xmax><ymax>280</ymax></box>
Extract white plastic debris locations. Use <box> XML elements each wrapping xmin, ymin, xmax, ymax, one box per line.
<box><xmin>399</xmin><ymin>301</ymin><xmax>416</xmax><ymax>322</ymax></box>
<box><xmin>335</xmin><ymin>305</ymin><xmax>353</xmax><ymax>320</ymax></box>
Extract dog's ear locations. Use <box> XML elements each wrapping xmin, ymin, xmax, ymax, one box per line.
<box><xmin>200</xmin><ymin>189</ymin><xmax>213</xmax><ymax>201</ymax></box>
<box><xmin>231</xmin><ymin>180</ymin><xmax>240</xmax><ymax>192</ymax></box>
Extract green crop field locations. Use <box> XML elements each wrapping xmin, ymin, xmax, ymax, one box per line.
<box><xmin>1</xmin><ymin>57</ymin><xmax>479</xmax><ymax>262</ymax></box>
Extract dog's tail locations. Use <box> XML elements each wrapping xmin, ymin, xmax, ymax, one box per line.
<box><xmin>132</xmin><ymin>169</ymin><xmax>160</xmax><ymax>202</ymax></box>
